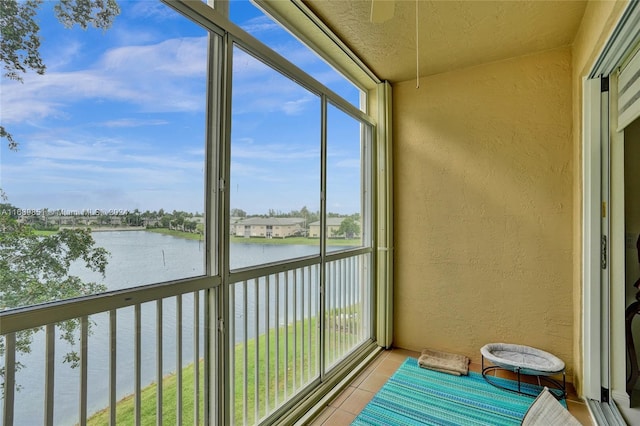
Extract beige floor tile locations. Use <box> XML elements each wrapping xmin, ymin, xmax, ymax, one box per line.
<box><xmin>359</xmin><ymin>371</ymin><xmax>390</xmax><ymax>393</ymax></box>
<box><xmin>368</xmin><ymin>350</ymin><xmax>389</xmax><ymax>367</ymax></box>
<box><xmin>384</xmin><ymin>348</ymin><xmax>419</xmax><ymax>361</ymax></box>
<box><xmin>374</xmin><ymin>354</ymin><xmax>410</xmax><ymax>376</ymax></box>
<box><xmin>311</xmin><ymin>348</ymin><xmax>593</xmax><ymax>425</ymax></box>
<box><xmin>340</xmin><ymin>388</ymin><xmax>375</xmax><ymax>415</ymax></box>
<box><xmin>469</xmin><ymin>361</ymin><xmax>483</xmax><ymax>373</ymax></box>
<box><xmin>308</xmin><ymin>406</ymin><xmax>336</xmax><ymax>426</ymax></box>
<box><xmin>566</xmin><ymin>400</ymin><xmax>592</xmax><ymax>426</ymax></box>
<box><xmin>322</xmin><ymin>408</ymin><xmax>356</xmax><ymax>426</ymax></box>
<box><xmin>329</xmin><ymin>385</ymin><xmax>356</xmax><ymax>408</ymax></box>
<box><xmin>350</xmin><ymin>366</ymin><xmax>374</xmax><ymax>387</ymax></box>
<box><xmin>349</xmin><ymin>351</ymin><xmax>387</xmax><ymax>386</ymax></box>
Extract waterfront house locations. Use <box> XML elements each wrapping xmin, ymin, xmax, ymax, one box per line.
<box><xmin>234</xmin><ymin>217</ymin><xmax>306</xmax><ymax>238</ymax></box>
<box><xmin>308</xmin><ymin>217</ymin><xmax>360</xmax><ymax>239</ymax></box>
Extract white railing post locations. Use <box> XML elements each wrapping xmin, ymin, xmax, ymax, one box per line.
<box><xmin>253</xmin><ymin>278</ymin><xmax>260</xmax><ymax>423</ymax></box>
<box><xmin>79</xmin><ymin>316</ymin><xmax>88</xmax><ymax>426</ymax></box>
<box><xmin>156</xmin><ymin>300</ymin><xmax>163</xmax><ymax>426</ymax></box>
<box><xmin>176</xmin><ymin>294</ymin><xmax>183</xmax><ymax>425</ymax></box>
<box><xmin>264</xmin><ymin>276</ymin><xmax>270</xmax><ymax>412</ymax></box>
<box><xmin>3</xmin><ymin>333</ymin><xmax>16</xmax><ymax>426</ymax></box>
<box><xmin>134</xmin><ymin>304</ymin><xmax>141</xmax><ymax>426</ymax></box>
<box><xmin>292</xmin><ymin>270</ymin><xmax>297</xmax><ymax>391</ymax></box>
<box><xmin>275</xmin><ymin>273</ymin><xmax>280</xmax><ymax>407</ymax></box>
<box><xmin>194</xmin><ymin>291</ymin><xmax>200</xmax><ymax>426</ymax></box>
<box><xmin>109</xmin><ymin>310</ymin><xmax>117</xmax><ymax>426</ymax></box>
<box><xmin>44</xmin><ymin>324</ymin><xmax>55</xmax><ymax>425</ymax></box>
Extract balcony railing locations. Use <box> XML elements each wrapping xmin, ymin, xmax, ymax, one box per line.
<box><xmin>325</xmin><ymin>255</ymin><xmax>371</xmax><ymax>369</ymax></box>
<box><xmin>1</xmin><ymin>278</ymin><xmax>211</xmax><ymax>426</ymax></box>
<box><xmin>229</xmin><ymin>251</ymin><xmax>371</xmax><ymax>425</ymax></box>
<box><xmin>1</xmin><ymin>251</ymin><xmax>372</xmax><ymax>425</ymax></box>
<box><xmin>230</xmin><ymin>263</ymin><xmax>320</xmax><ymax>426</ymax></box>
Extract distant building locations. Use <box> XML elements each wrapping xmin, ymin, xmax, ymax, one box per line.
<box><xmin>234</xmin><ymin>217</ymin><xmax>305</xmax><ymax>238</ymax></box>
<box><xmin>308</xmin><ymin>217</ymin><xmax>360</xmax><ymax>238</ymax></box>
<box><xmin>230</xmin><ymin>216</ymin><xmax>242</xmax><ymax>235</ymax></box>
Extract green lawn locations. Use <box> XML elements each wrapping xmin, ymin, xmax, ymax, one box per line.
<box><xmin>86</xmin><ymin>311</ymin><xmax>360</xmax><ymax>425</ymax></box>
<box><xmin>147</xmin><ymin>228</ymin><xmax>360</xmax><ymax>247</ymax></box>
<box><xmin>32</xmin><ymin>230</ymin><xmax>58</xmax><ymax>237</ymax></box>
<box><xmin>33</xmin><ymin>227</ymin><xmax>360</xmax><ymax>247</ymax></box>
<box><xmin>87</xmin><ymin>361</ymin><xmax>204</xmax><ymax>426</ymax></box>
<box><xmin>230</xmin><ymin>236</ymin><xmax>360</xmax><ymax>247</ymax></box>
<box><xmin>145</xmin><ymin>228</ymin><xmax>204</xmax><ymax>241</ymax></box>
<box><xmin>232</xmin><ymin>317</ymin><xmax>321</xmax><ymax>424</ymax></box>
<box><xmin>85</xmin><ymin>320</ymin><xmax>316</xmax><ymax>426</ymax></box>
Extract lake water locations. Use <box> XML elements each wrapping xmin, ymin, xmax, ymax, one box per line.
<box><xmin>2</xmin><ymin>231</ymin><xmax>330</xmax><ymax>426</ymax></box>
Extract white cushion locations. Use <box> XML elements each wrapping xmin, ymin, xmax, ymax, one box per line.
<box><xmin>521</xmin><ymin>387</ymin><xmax>581</xmax><ymax>426</ymax></box>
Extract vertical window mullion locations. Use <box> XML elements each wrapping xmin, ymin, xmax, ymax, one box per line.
<box><xmin>219</xmin><ymin>31</ymin><xmax>235</xmax><ymax>426</ymax></box>
<box><xmin>319</xmin><ymin>94</ymin><xmax>328</xmax><ymax>379</ymax></box>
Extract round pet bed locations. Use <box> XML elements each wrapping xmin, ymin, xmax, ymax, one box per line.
<box><xmin>481</xmin><ymin>343</ymin><xmax>566</xmax><ymax>399</ymax></box>
<box><xmin>481</xmin><ymin>343</ymin><xmax>565</xmax><ymax>375</ymax></box>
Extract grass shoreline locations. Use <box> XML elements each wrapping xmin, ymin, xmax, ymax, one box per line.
<box><xmin>143</xmin><ymin>228</ymin><xmax>360</xmax><ymax>246</ymax></box>
<box><xmin>86</xmin><ymin>315</ymin><xmax>327</xmax><ymax>425</ymax></box>
<box><xmin>86</xmin><ymin>359</ymin><xmax>205</xmax><ymax>425</ymax></box>
<box><xmin>35</xmin><ymin>227</ymin><xmax>360</xmax><ymax>246</ymax></box>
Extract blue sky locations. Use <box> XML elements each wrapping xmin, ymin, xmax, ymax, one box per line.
<box><xmin>0</xmin><ymin>0</ymin><xmax>363</xmax><ymax>216</ymax></box>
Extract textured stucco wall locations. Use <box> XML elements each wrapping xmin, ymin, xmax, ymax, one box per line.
<box><xmin>393</xmin><ymin>47</ymin><xmax>574</xmax><ymax>374</ymax></box>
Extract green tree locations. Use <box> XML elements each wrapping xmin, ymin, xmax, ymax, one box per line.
<box><xmin>337</xmin><ymin>216</ymin><xmax>360</xmax><ymax>239</ymax></box>
<box><xmin>160</xmin><ymin>214</ymin><xmax>172</xmax><ymax>229</ymax></box>
<box><xmin>184</xmin><ymin>220</ymin><xmax>197</xmax><ymax>232</ymax></box>
<box><xmin>0</xmin><ymin>0</ymin><xmax>120</xmax><ymax>149</ymax></box>
<box><xmin>97</xmin><ymin>213</ymin><xmax>111</xmax><ymax>225</ymax></box>
<box><xmin>125</xmin><ymin>208</ymin><xmax>141</xmax><ymax>226</ymax></box>
<box><xmin>0</xmin><ymin>211</ymin><xmax>109</xmax><ymax>382</ymax></box>
<box><xmin>231</xmin><ymin>208</ymin><xmax>247</xmax><ymax>218</ymax></box>
<box><xmin>1</xmin><ymin>0</ymin><xmax>118</xmax><ymax>381</ymax></box>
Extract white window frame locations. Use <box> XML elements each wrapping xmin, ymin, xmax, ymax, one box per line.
<box><xmin>582</xmin><ymin>0</ymin><xmax>640</xmax><ymax>404</ymax></box>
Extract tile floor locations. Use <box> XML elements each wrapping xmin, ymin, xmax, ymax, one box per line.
<box><xmin>308</xmin><ymin>348</ymin><xmax>593</xmax><ymax>425</ymax></box>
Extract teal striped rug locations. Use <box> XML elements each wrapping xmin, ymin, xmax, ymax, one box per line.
<box><xmin>352</xmin><ymin>357</ymin><xmax>565</xmax><ymax>426</ymax></box>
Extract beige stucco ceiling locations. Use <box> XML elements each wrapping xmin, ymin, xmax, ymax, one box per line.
<box><xmin>302</xmin><ymin>0</ymin><xmax>587</xmax><ymax>83</ymax></box>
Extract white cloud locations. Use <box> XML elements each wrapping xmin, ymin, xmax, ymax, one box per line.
<box><xmin>231</xmin><ymin>48</ymin><xmax>321</xmax><ymax>116</ymax></box>
<box><xmin>232</xmin><ymin>26</ymin><xmax>359</xmax><ymax>101</ymax></box>
<box><xmin>1</xmin><ymin>5</ymin><xmax>359</xmax><ymax>214</ymax></box>
<box><xmin>282</xmin><ymin>98</ymin><xmax>315</xmax><ymax>115</ymax></box>
<box><xmin>44</xmin><ymin>40</ymin><xmax>84</xmax><ymax>71</ymax></box>
<box><xmin>240</xmin><ymin>15</ymin><xmax>281</xmax><ymax>35</ymax></box>
<box><xmin>232</xmin><ymin>142</ymin><xmax>319</xmax><ymax>161</ymax></box>
<box><xmin>100</xmin><ymin>119</ymin><xmax>170</xmax><ymax>128</ymax></box>
<box><xmin>229</xmin><ymin>160</ymin><xmax>267</xmax><ymax>175</ymax></box>
<box><xmin>231</xmin><ymin>78</ymin><xmax>319</xmax><ymax>116</ymax></box>
<box><xmin>22</xmin><ymin>138</ymin><xmax>123</xmax><ymax>162</ymax></box>
<box><xmin>16</xmin><ymin>133</ymin><xmax>203</xmax><ymax>170</ymax></box>
<box><xmin>335</xmin><ymin>158</ymin><xmax>361</xmax><ymax>168</ymax></box>
<box><xmin>129</xmin><ymin>1</ymin><xmax>181</xmax><ymax>21</ymax></box>
<box><xmin>98</xmin><ymin>37</ymin><xmax>207</xmax><ymax>77</ymax></box>
<box><xmin>1</xmin><ymin>36</ymin><xmax>209</xmax><ymax>124</ymax></box>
